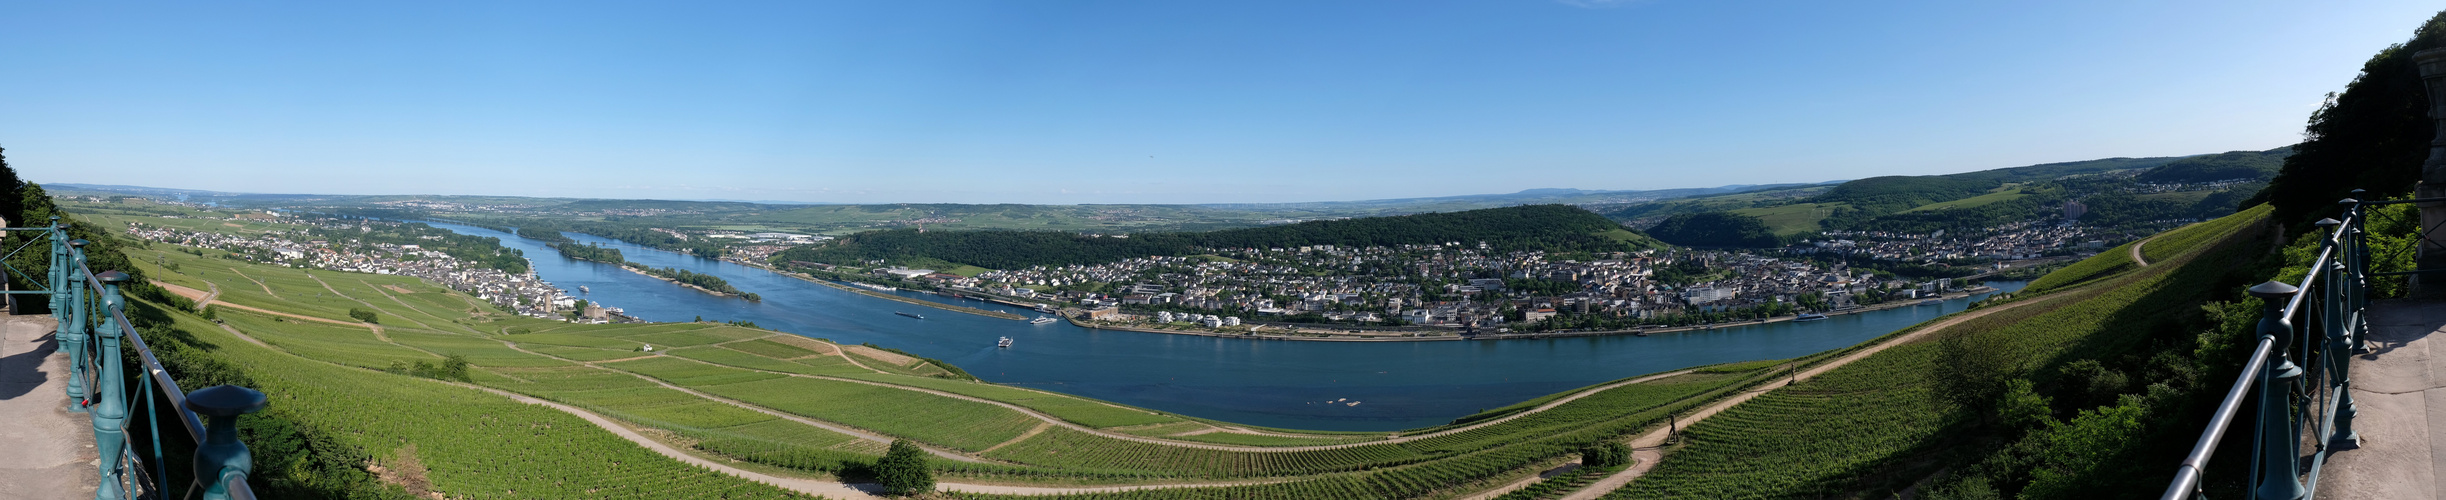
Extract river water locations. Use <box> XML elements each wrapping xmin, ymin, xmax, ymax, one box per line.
<box><xmin>425</xmin><ymin>221</ymin><xmax>2023</xmax><ymax>431</ymax></box>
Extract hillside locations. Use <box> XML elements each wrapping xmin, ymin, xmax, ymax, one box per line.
<box><xmin>772</xmin><ymin>204</ymin><xmax>1662</xmax><ymax>270</ymax></box>
<box><xmin>1617</xmin><ymin>204</ymin><xmax>2276</xmax><ymax>498</ymax></box>
<box><xmin>2132</xmin><ymin>146</ymin><xmax>2291</xmax><ymax>184</ymax></box>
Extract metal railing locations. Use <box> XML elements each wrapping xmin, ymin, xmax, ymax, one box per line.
<box><xmin>2162</xmin><ymin>192</ymin><xmax>2445</xmax><ymax>499</ymax></box>
<box><xmin>23</xmin><ymin>218</ymin><xmax>266</xmax><ymax>500</ymax></box>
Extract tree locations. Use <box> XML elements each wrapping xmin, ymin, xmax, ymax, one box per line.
<box><xmin>1580</xmin><ymin>441</ymin><xmax>1632</xmax><ymax>468</ymax></box>
<box><xmin>874</xmin><ymin>439</ymin><xmax>934</xmax><ymax>496</ymax></box>
<box><xmin>348</xmin><ymin>307</ymin><xmax>379</xmax><ymax>324</ymax></box>
<box><xmin>2252</xmin><ymin>11</ymin><xmax>2446</xmax><ymax>228</ymax></box>
<box><xmin>0</xmin><ymin>147</ymin><xmax>22</xmax><ymax>227</ymax></box>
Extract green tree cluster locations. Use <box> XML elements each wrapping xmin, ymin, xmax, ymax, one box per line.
<box><xmin>2250</xmin><ymin>10</ymin><xmax>2446</xmax><ymax>228</ymax></box>
<box><xmin>874</xmin><ymin>439</ymin><xmax>934</xmax><ymax>496</ymax></box>
<box><xmin>1643</xmin><ymin>212</ymin><xmax>1779</xmax><ymax>248</ymax></box>
<box><xmin>385</xmin><ymin>355</ymin><xmax>471</xmax><ymax>383</ymax></box>
<box><xmin>347</xmin><ymin>307</ymin><xmax>379</xmax><ymax>324</ymax></box>
<box><xmin>1579</xmin><ymin>442</ymin><xmax>1632</xmax><ymax>468</ymax></box>
<box><xmin>550</xmin><ymin>242</ymin><xmax>624</xmax><ymax>264</ymax></box>
<box><xmin>776</xmin><ymin>205</ymin><xmax>1655</xmax><ymax>270</ymax></box>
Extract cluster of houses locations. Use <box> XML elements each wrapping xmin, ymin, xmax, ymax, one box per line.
<box><xmin>122</xmin><ymin>220</ymin><xmax>620</xmax><ymax>322</ymax></box>
<box><xmin>864</xmin><ymin>241</ymin><xmax>1995</xmax><ymax>329</ymax></box>
<box><xmin>1800</xmin><ymin>222</ymin><xmax>2102</xmax><ymax>262</ymax></box>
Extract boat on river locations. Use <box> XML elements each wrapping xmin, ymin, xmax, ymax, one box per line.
<box><xmin>1794</xmin><ymin>313</ymin><xmax>1828</xmax><ymax>322</ymax></box>
<box><xmin>896</xmin><ymin>311</ymin><xmax>926</xmax><ymax>319</ymax></box>
<box><xmin>997</xmin><ymin>337</ymin><xmax>1014</xmax><ymax>348</ymax></box>
<box><xmin>578</xmin><ymin>285</ymin><xmax>589</xmax><ymax>294</ymax></box>
<box><xmin>1917</xmin><ymin>299</ymin><xmax>1943</xmax><ymax>306</ymax></box>
<box><xmin>1031</xmin><ymin>316</ymin><xmax>1058</xmax><ymax>325</ymax></box>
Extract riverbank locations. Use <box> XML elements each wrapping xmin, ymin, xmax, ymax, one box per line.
<box><xmin>1066</xmin><ymin>287</ymin><xmax>2003</xmax><ymax>342</ymax></box>
<box><xmin>746</xmin><ymin>263</ymin><xmax>1029</xmax><ymax>321</ymax></box>
<box><xmin>618</xmin><ymin>264</ymin><xmax>756</xmax><ymax>300</ymax></box>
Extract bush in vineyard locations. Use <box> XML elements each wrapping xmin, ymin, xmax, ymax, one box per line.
<box><xmin>877</xmin><ymin>439</ymin><xmax>935</xmax><ymax>496</ymax></box>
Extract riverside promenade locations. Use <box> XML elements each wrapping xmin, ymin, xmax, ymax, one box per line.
<box><xmin>0</xmin><ymin>312</ymin><xmax>98</xmax><ymax>498</ymax></box>
<box><xmin>2320</xmin><ymin>294</ymin><xmax>2446</xmax><ymax>499</ymax></box>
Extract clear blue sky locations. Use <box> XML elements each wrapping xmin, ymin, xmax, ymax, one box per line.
<box><xmin>1</xmin><ymin>1</ymin><xmax>2435</xmax><ymax>204</ymax></box>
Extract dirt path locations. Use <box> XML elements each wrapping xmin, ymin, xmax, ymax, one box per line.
<box><xmin>309</xmin><ymin>274</ymin><xmax>440</xmax><ymax>333</ymax></box>
<box><xmin>659</xmin><ymin>349</ymin><xmax>1699</xmax><ymax>453</ymax></box>
<box><xmin>983</xmin><ymin>422</ymin><xmax>1054</xmax><ymax>454</ymax></box>
<box><xmin>2131</xmin><ymin>234</ymin><xmax>2153</xmax><ymax>267</ymax></box>
<box><xmin>357</xmin><ymin>278</ymin><xmax>486</xmax><ymax>335</ymax></box>
<box><xmin>160</xmin><ymin>282</ymin><xmax>359</xmax><ymax>327</ymax></box>
<box><xmin>161</xmin><ymin>281</ymin><xmax>220</xmax><ymax>306</ymax></box>
<box><xmin>211</xmin><ymin>316</ymin><xmax>1291</xmax><ymax>497</ymax></box>
<box><xmin>1556</xmin><ymin>296</ymin><xmax>2049</xmax><ymax>500</ymax></box>
<box><xmin>229</xmin><ymin>268</ymin><xmax>276</xmax><ymax>296</ymax></box>
<box><xmin>215</xmin><ymin>323</ymin><xmax>271</xmax><ymax>349</ymax></box>
<box><xmin>487</xmin><ymin>341</ymin><xmax>989</xmax><ymax>464</ymax></box>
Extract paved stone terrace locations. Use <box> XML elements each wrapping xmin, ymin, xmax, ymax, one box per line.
<box><xmin>0</xmin><ymin>313</ymin><xmax>98</xmax><ymax>498</ymax></box>
<box><xmin>2322</xmin><ymin>295</ymin><xmax>2446</xmax><ymax>499</ymax></box>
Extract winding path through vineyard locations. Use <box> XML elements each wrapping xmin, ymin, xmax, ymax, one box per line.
<box><xmin>1555</xmin><ymin>295</ymin><xmax>2055</xmax><ymax>499</ymax></box>
<box><xmin>2130</xmin><ymin>234</ymin><xmax>2152</xmax><ymax>266</ymax></box>
<box><xmin>1549</xmin><ymin>244</ymin><xmax>2169</xmax><ymax>499</ymax></box>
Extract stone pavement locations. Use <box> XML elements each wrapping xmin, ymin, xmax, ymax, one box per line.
<box><xmin>2321</xmin><ymin>296</ymin><xmax>2446</xmax><ymax>499</ymax></box>
<box><xmin>0</xmin><ymin>313</ymin><xmax>98</xmax><ymax>498</ymax></box>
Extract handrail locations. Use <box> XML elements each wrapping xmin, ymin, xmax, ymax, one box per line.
<box><xmin>40</xmin><ymin>221</ymin><xmax>265</xmax><ymax>500</ymax></box>
<box><xmin>2161</xmin><ymin>194</ymin><xmax>2378</xmax><ymax>499</ymax></box>
<box><xmin>2163</xmin><ymin>336</ymin><xmax>2276</xmax><ymax>499</ymax></box>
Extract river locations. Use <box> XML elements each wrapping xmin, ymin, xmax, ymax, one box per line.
<box><xmin>425</xmin><ymin>221</ymin><xmax>2024</xmax><ymax>431</ymax></box>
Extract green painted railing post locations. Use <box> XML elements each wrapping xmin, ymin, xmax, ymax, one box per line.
<box><xmin>2250</xmin><ymin>281</ymin><xmax>2306</xmax><ymax>500</ymax></box>
<box><xmin>62</xmin><ymin>239</ymin><xmax>90</xmax><ymax>413</ymax></box>
<box><xmin>2346</xmin><ymin>192</ymin><xmax>2371</xmax><ymax>353</ymax></box>
<box><xmin>188</xmin><ymin>385</ymin><xmax>267</xmax><ymax>500</ymax></box>
<box><xmin>89</xmin><ymin>270</ymin><xmax>132</xmax><ymax>500</ymax></box>
<box><xmin>47</xmin><ymin>218</ymin><xmax>64</xmax><ymax>317</ymax></box>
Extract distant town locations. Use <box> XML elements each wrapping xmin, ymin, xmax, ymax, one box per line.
<box><xmin>119</xmin><ymin>213</ymin><xmax>628</xmax><ymax>323</ymax></box>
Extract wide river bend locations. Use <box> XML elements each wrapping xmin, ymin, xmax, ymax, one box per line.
<box><xmin>427</xmin><ymin>221</ymin><xmax>2024</xmax><ymax>431</ymax></box>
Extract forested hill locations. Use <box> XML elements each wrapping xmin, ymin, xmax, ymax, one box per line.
<box><xmin>771</xmin><ymin>204</ymin><xmax>1662</xmax><ymax>270</ymax></box>
<box><xmin>2135</xmin><ymin>146</ymin><xmax>2291</xmax><ymax>184</ymax></box>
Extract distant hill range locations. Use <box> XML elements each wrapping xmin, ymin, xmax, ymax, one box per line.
<box><xmin>773</xmin><ymin>204</ymin><xmax>1663</xmax><ymax>270</ymax></box>
<box><xmin>51</xmin><ymin>144</ymin><xmax>2293</xmax><ymax>249</ymax></box>
<box><xmin>1608</xmin><ymin>146</ymin><xmax>2294</xmax><ymax>247</ymax></box>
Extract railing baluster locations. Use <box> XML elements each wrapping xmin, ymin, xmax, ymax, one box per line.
<box><xmin>187</xmin><ymin>385</ymin><xmax>267</xmax><ymax>500</ymax></box>
<box><xmin>2249</xmin><ymin>280</ymin><xmax>2306</xmax><ymax>500</ymax></box>
<box><xmin>62</xmin><ymin>239</ymin><xmax>89</xmax><ymax>412</ymax></box>
<box><xmin>90</xmin><ymin>270</ymin><xmax>133</xmax><ymax>500</ymax></box>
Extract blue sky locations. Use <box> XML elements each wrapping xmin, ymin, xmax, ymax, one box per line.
<box><xmin>1</xmin><ymin>1</ymin><xmax>2435</xmax><ymax>204</ymax></box>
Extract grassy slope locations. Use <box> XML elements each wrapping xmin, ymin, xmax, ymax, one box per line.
<box><xmin>1900</xmin><ymin>185</ymin><xmax>2031</xmax><ymax>213</ymax></box>
<box><xmin>144</xmin><ymin>304</ymin><xmax>809</xmax><ymax>499</ymax></box>
<box><xmin>1610</xmin><ymin>205</ymin><xmax>2270</xmax><ymax>498</ymax></box>
<box><xmin>1728</xmin><ymin>202</ymin><xmax>1848</xmax><ymax>236</ymax></box>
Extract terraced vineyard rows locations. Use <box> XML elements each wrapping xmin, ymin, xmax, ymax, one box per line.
<box><xmin>1606</xmin><ymin>207</ymin><xmax>2268</xmax><ymax>498</ymax></box>
<box><xmin>154</xmin><ymin>309</ymin><xmax>813</xmax><ymax>499</ymax></box>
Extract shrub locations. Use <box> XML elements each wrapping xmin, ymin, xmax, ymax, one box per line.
<box><xmin>875</xmin><ymin>439</ymin><xmax>934</xmax><ymax>496</ymax></box>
